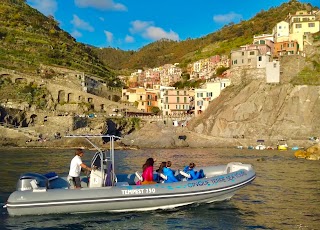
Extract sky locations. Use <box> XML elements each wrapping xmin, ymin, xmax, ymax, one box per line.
<box><xmin>26</xmin><ymin>0</ymin><xmax>320</xmax><ymax>51</ymax></box>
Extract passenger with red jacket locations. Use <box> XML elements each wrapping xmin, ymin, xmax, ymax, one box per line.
<box><xmin>141</xmin><ymin>158</ymin><xmax>157</xmax><ymax>184</ymax></box>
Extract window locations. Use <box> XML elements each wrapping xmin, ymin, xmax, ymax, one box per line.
<box><xmin>233</xmin><ymin>60</ymin><xmax>237</xmax><ymax>65</ymax></box>
<box><xmin>197</xmin><ymin>101</ymin><xmax>203</xmax><ymax>106</ymax></box>
<box><xmin>197</xmin><ymin>92</ymin><xmax>203</xmax><ymax>98</ymax></box>
<box><xmin>148</xmin><ymin>101</ymin><xmax>151</xmax><ymax>106</ymax></box>
<box><xmin>184</xmin><ymin>97</ymin><xmax>187</xmax><ymax>103</ymax></box>
<box><xmin>308</xmin><ymin>23</ymin><xmax>315</xmax><ymax>28</ymax></box>
<box><xmin>165</xmin><ymin>97</ymin><xmax>168</xmax><ymax>103</ymax></box>
<box><xmin>177</xmin><ymin>91</ymin><xmax>179</xmax><ymax>96</ymax></box>
<box><xmin>207</xmin><ymin>92</ymin><xmax>212</xmax><ymax>97</ymax></box>
<box><xmin>248</xmin><ymin>59</ymin><xmax>251</xmax><ymax>63</ymax></box>
<box><xmin>288</xmin><ymin>43</ymin><xmax>294</xmax><ymax>48</ymax></box>
<box><xmin>295</xmin><ymin>24</ymin><xmax>302</xmax><ymax>28</ymax></box>
<box><xmin>184</xmin><ymin>91</ymin><xmax>187</xmax><ymax>95</ymax></box>
<box><xmin>250</xmin><ymin>51</ymin><xmax>255</xmax><ymax>55</ymax></box>
<box><xmin>258</xmin><ymin>56</ymin><xmax>262</xmax><ymax>61</ymax></box>
<box><xmin>242</xmin><ymin>52</ymin><xmax>244</xmax><ymax>56</ymax></box>
<box><xmin>279</xmin><ymin>26</ymin><xmax>282</xmax><ymax>29</ymax></box>
<box><xmin>177</xmin><ymin>97</ymin><xmax>179</xmax><ymax>103</ymax></box>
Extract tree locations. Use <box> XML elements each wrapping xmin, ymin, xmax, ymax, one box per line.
<box><xmin>150</xmin><ymin>106</ymin><xmax>160</xmax><ymax>114</ymax></box>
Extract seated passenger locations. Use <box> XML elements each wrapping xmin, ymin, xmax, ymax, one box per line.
<box><xmin>140</xmin><ymin>158</ymin><xmax>157</xmax><ymax>185</ymax></box>
<box><xmin>163</xmin><ymin>161</ymin><xmax>178</xmax><ymax>183</ymax></box>
<box><xmin>183</xmin><ymin>162</ymin><xmax>205</xmax><ymax>180</ymax></box>
<box><xmin>155</xmin><ymin>161</ymin><xmax>167</xmax><ymax>182</ymax></box>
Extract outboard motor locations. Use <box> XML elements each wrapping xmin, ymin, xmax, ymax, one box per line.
<box><xmin>16</xmin><ymin>173</ymin><xmax>49</xmax><ymax>191</ymax></box>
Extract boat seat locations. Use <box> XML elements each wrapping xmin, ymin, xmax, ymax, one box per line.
<box><xmin>224</xmin><ymin>162</ymin><xmax>252</xmax><ymax>174</ymax></box>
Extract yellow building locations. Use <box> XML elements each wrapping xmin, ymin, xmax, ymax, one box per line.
<box><xmin>287</xmin><ymin>10</ymin><xmax>320</xmax><ymax>51</ymax></box>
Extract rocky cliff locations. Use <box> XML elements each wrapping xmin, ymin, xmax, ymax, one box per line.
<box><xmin>188</xmin><ymin>80</ymin><xmax>320</xmax><ymax>144</ymax></box>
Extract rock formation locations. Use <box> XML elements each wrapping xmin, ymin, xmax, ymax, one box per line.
<box><xmin>294</xmin><ymin>143</ymin><xmax>320</xmax><ymax>160</ymax></box>
<box><xmin>188</xmin><ymin>80</ymin><xmax>320</xmax><ymax>146</ymax></box>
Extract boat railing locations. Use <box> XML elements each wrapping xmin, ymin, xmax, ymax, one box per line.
<box><xmin>65</xmin><ymin>134</ymin><xmax>121</xmax><ymax>187</ymax></box>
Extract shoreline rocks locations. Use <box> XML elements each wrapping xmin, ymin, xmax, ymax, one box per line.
<box><xmin>294</xmin><ymin>143</ymin><xmax>320</xmax><ymax>160</ymax></box>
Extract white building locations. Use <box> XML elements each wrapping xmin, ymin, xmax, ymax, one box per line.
<box><xmin>194</xmin><ymin>79</ymin><xmax>231</xmax><ymax>116</ymax></box>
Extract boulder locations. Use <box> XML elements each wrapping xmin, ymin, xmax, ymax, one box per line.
<box><xmin>294</xmin><ymin>143</ymin><xmax>320</xmax><ymax>160</ymax></box>
<box><xmin>294</xmin><ymin>150</ymin><xmax>309</xmax><ymax>158</ymax></box>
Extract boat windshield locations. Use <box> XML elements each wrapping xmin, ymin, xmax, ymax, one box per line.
<box><xmin>91</xmin><ymin>152</ymin><xmax>103</xmax><ymax>169</ymax></box>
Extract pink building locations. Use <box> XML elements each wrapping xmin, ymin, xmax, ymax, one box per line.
<box><xmin>162</xmin><ymin>89</ymin><xmax>190</xmax><ymax>116</ymax></box>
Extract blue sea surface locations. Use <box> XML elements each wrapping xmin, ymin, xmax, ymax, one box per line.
<box><xmin>0</xmin><ymin>148</ymin><xmax>319</xmax><ymax>229</ymax></box>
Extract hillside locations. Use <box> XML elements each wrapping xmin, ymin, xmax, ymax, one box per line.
<box><xmin>0</xmin><ymin>0</ymin><xmax>120</xmax><ymax>86</ymax></box>
<box><xmin>95</xmin><ymin>0</ymin><xmax>318</xmax><ymax>70</ymax></box>
<box><xmin>0</xmin><ymin>0</ymin><xmax>317</xmax><ymax>76</ymax></box>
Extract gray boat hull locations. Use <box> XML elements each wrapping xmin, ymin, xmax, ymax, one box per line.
<box><xmin>5</xmin><ymin>163</ymin><xmax>256</xmax><ymax>216</ymax></box>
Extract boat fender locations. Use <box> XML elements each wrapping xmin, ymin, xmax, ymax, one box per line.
<box><xmin>67</xmin><ymin>175</ymin><xmax>73</xmax><ymax>188</ymax></box>
<box><xmin>159</xmin><ymin>173</ymin><xmax>168</xmax><ymax>181</ymax></box>
<box><xmin>135</xmin><ymin>172</ymin><xmax>143</xmax><ymax>181</ymax></box>
<box><xmin>179</xmin><ymin>170</ymin><xmax>191</xmax><ymax>179</ymax></box>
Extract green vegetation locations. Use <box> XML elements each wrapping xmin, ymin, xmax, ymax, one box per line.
<box><xmin>0</xmin><ymin>78</ymin><xmax>50</xmax><ymax>109</ymax></box>
<box><xmin>150</xmin><ymin>106</ymin><xmax>160</xmax><ymax>114</ymax></box>
<box><xmin>0</xmin><ymin>0</ymin><xmax>319</xmax><ymax>91</ymax></box>
<box><xmin>291</xmin><ymin>66</ymin><xmax>320</xmax><ymax>85</ymax></box>
<box><xmin>0</xmin><ymin>0</ymin><xmax>120</xmax><ymax>86</ymax></box>
<box><xmin>104</xmin><ymin>117</ymin><xmax>141</xmax><ymax>134</ymax></box>
<box><xmin>95</xmin><ymin>0</ymin><xmax>318</xmax><ymax>71</ymax></box>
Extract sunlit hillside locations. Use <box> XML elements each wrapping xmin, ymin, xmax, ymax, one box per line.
<box><xmin>95</xmin><ymin>0</ymin><xmax>317</xmax><ymax>70</ymax></box>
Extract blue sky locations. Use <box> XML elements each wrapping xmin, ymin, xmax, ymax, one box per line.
<box><xmin>26</xmin><ymin>0</ymin><xmax>319</xmax><ymax>51</ymax></box>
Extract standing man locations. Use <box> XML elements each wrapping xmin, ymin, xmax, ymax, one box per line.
<box><xmin>68</xmin><ymin>148</ymin><xmax>91</xmax><ymax>188</ymax></box>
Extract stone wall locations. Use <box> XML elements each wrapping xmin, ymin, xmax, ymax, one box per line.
<box><xmin>230</xmin><ymin>67</ymin><xmax>266</xmax><ymax>85</ymax></box>
<box><xmin>279</xmin><ymin>55</ymin><xmax>306</xmax><ymax>83</ymax></box>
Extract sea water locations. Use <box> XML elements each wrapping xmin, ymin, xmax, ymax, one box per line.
<box><xmin>0</xmin><ymin>147</ymin><xmax>319</xmax><ymax>230</ymax></box>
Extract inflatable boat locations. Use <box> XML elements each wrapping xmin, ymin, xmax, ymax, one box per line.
<box><xmin>4</xmin><ymin>135</ymin><xmax>256</xmax><ymax>216</ymax></box>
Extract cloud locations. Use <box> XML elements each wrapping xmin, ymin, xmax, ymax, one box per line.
<box><xmin>143</xmin><ymin>27</ymin><xmax>179</xmax><ymax>41</ymax></box>
<box><xmin>213</xmin><ymin>12</ymin><xmax>242</xmax><ymax>24</ymax></box>
<box><xmin>71</xmin><ymin>15</ymin><xmax>94</xmax><ymax>32</ymax></box>
<box><xmin>27</xmin><ymin>0</ymin><xmax>57</xmax><ymax>16</ymax></box>
<box><xmin>125</xmin><ymin>35</ymin><xmax>134</xmax><ymax>43</ymax></box>
<box><xmin>74</xmin><ymin>0</ymin><xmax>127</xmax><ymax>11</ymax></box>
<box><xmin>129</xmin><ymin>20</ymin><xmax>153</xmax><ymax>34</ymax></box>
<box><xmin>71</xmin><ymin>30</ymin><xmax>82</xmax><ymax>38</ymax></box>
<box><xmin>104</xmin><ymin>30</ymin><xmax>114</xmax><ymax>43</ymax></box>
<box><xmin>129</xmin><ymin>20</ymin><xmax>179</xmax><ymax>41</ymax></box>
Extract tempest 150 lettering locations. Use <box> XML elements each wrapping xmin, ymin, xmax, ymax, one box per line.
<box><xmin>121</xmin><ymin>188</ymin><xmax>156</xmax><ymax>195</ymax></box>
